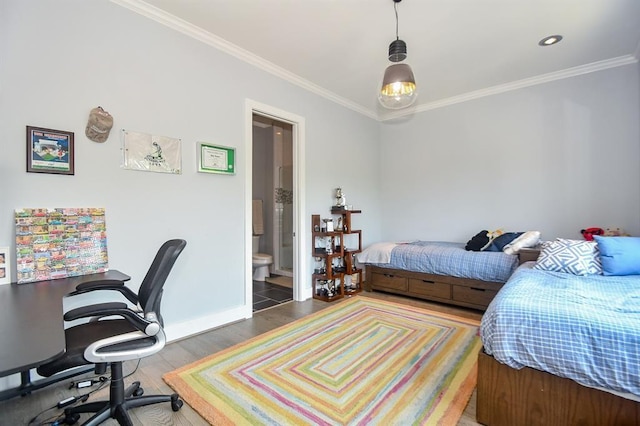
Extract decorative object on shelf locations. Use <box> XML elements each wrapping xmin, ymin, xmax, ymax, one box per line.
<box><xmin>122</xmin><ymin>129</ymin><xmax>182</xmax><ymax>174</ymax></box>
<box><xmin>379</xmin><ymin>0</ymin><xmax>418</xmax><ymax>110</ymax></box>
<box><xmin>26</xmin><ymin>126</ymin><xmax>74</xmax><ymax>175</ymax></box>
<box><xmin>314</xmin><ymin>257</ymin><xmax>324</xmax><ymax>274</ymax></box>
<box><xmin>197</xmin><ymin>142</ymin><xmax>235</xmax><ymax>175</ymax></box>
<box><xmin>325</xmin><ymin>236</ymin><xmax>333</xmax><ymax>255</ymax></box>
<box><xmin>85</xmin><ymin>106</ymin><xmax>113</xmax><ymax>143</ymax></box>
<box><xmin>323</xmin><ymin>218</ymin><xmax>334</xmax><ymax>232</ymax></box>
<box><xmin>333</xmin><ymin>187</ymin><xmax>346</xmax><ymax>209</ymax></box>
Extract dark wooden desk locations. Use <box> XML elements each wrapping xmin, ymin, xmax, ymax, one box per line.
<box><xmin>0</xmin><ymin>270</ymin><xmax>130</xmax><ymax>399</ymax></box>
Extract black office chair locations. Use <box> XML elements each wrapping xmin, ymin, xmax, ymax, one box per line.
<box><xmin>37</xmin><ymin>239</ymin><xmax>187</xmax><ymax>426</ymax></box>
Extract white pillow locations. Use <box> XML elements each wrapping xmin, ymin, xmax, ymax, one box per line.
<box><xmin>503</xmin><ymin>231</ymin><xmax>541</xmax><ymax>255</ymax></box>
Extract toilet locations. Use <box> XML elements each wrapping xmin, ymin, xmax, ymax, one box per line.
<box><xmin>252</xmin><ymin>200</ymin><xmax>273</xmax><ymax>281</ymax></box>
<box><xmin>253</xmin><ymin>236</ymin><xmax>273</xmax><ymax>281</ymax></box>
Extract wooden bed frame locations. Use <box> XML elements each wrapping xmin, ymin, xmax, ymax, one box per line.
<box><xmin>363</xmin><ymin>249</ymin><xmax>540</xmax><ymax>311</ymax></box>
<box><xmin>364</xmin><ymin>264</ymin><xmax>504</xmax><ymax>311</ymax></box>
<box><xmin>476</xmin><ymin>350</ymin><xmax>640</xmax><ymax>425</ymax></box>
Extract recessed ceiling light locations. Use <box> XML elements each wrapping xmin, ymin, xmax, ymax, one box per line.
<box><xmin>538</xmin><ymin>35</ymin><xmax>563</xmax><ymax>46</ymax></box>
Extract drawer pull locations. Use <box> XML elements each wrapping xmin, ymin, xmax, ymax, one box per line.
<box><xmin>422</xmin><ymin>280</ymin><xmax>435</xmax><ymax>284</ymax></box>
<box><xmin>384</xmin><ymin>274</ymin><xmax>395</xmax><ymax>278</ymax></box>
<box><xmin>470</xmin><ymin>287</ymin><xmax>486</xmax><ymax>292</ymax></box>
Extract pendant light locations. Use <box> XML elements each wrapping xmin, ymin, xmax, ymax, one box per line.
<box><xmin>379</xmin><ymin>0</ymin><xmax>417</xmax><ymax>109</ymax></box>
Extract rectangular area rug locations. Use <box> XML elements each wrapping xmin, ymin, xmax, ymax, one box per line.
<box><xmin>163</xmin><ymin>296</ymin><xmax>481</xmax><ymax>425</ymax></box>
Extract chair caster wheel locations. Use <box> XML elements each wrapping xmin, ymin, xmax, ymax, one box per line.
<box><xmin>171</xmin><ymin>393</ymin><xmax>183</xmax><ymax>412</ymax></box>
<box><xmin>62</xmin><ymin>412</ymin><xmax>80</xmax><ymax>425</ymax></box>
<box><xmin>133</xmin><ymin>387</ymin><xmax>144</xmax><ymax>397</ymax></box>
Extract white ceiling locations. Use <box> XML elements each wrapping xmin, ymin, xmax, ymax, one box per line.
<box><xmin>114</xmin><ymin>0</ymin><xmax>640</xmax><ymax>120</ymax></box>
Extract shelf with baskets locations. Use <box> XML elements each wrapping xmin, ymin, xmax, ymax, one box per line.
<box><xmin>311</xmin><ymin>209</ymin><xmax>362</xmax><ymax>302</ymax></box>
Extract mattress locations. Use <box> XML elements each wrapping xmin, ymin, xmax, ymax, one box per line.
<box><xmin>359</xmin><ymin>241</ymin><xmax>518</xmax><ymax>283</ymax></box>
<box><xmin>481</xmin><ymin>263</ymin><xmax>640</xmax><ymax>397</ymax></box>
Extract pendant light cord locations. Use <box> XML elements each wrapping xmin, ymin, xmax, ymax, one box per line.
<box><xmin>394</xmin><ymin>1</ymin><xmax>399</xmax><ymax>41</ymax></box>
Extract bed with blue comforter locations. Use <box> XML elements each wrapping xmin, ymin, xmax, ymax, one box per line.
<box><xmin>361</xmin><ymin>241</ymin><xmax>518</xmax><ymax>283</ymax></box>
<box><xmin>481</xmin><ymin>262</ymin><xmax>640</xmax><ymax>397</ymax></box>
<box><xmin>360</xmin><ymin>241</ymin><xmax>520</xmax><ymax>310</ymax></box>
<box><xmin>477</xmin><ymin>261</ymin><xmax>640</xmax><ymax>425</ymax></box>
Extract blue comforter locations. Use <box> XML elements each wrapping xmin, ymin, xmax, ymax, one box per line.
<box><xmin>385</xmin><ymin>241</ymin><xmax>518</xmax><ymax>283</ymax></box>
<box><xmin>481</xmin><ymin>263</ymin><xmax>640</xmax><ymax>397</ymax></box>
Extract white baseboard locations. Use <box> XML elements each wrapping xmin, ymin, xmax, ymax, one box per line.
<box><xmin>164</xmin><ymin>304</ymin><xmax>252</xmax><ymax>343</ymax></box>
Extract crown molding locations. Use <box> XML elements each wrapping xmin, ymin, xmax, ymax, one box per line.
<box><xmin>381</xmin><ymin>54</ymin><xmax>639</xmax><ymax>121</ymax></box>
<box><xmin>112</xmin><ymin>0</ymin><xmax>637</xmax><ymax>123</ymax></box>
<box><xmin>110</xmin><ymin>0</ymin><xmax>378</xmax><ymax>120</ymax></box>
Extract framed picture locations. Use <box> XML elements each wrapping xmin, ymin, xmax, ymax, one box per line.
<box><xmin>197</xmin><ymin>142</ymin><xmax>235</xmax><ymax>175</ymax></box>
<box><xmin>0</xmin><ymin>246</ymin><xmax>10</xmax><ymax>285</ymax></box>
<box><xmin>26</xmin><ymin>126</ymin><xmax>75</xmax><ymax>175</ymax></box>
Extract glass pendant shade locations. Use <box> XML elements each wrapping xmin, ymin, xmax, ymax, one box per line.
<box><xmin>378</xmin><ymin>63</ymin><xmax>417</xmax><ymax>109</ymax></box>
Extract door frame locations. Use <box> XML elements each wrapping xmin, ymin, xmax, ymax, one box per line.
<box><xmin>245</xmin><ymin>99</ymin><xmax>308</xmax><ymax>306</ymax></box>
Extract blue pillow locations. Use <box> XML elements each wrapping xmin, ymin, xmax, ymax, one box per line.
<box><xmin>594</xmin><ymin>236</ymin><xmax>640</xmax><ymax>276</ymax></box>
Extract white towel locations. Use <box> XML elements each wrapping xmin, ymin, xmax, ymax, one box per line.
<box><xmin>252</xmin><ymin>200</ymin><xmax>264</xmax><ymax>235</ymax></box>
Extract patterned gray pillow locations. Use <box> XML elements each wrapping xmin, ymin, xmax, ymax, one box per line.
<box><xmin>533</xmin><ymin>238</ymin><xmax>602</xmax><ymax>275</ymax></box>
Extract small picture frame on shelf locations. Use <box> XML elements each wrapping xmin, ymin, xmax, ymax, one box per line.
<box><xmin>26</xmin><ymin>126</ymin><xmax>75</xmax><ymax>175</ymax></box>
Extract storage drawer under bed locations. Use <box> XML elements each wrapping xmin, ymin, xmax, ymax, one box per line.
<box><xmin>452</xmin><ymin>285</ymin><xmax>498</xmax><ymax>308</ymax></box>
<box><xmin>366</xmin><ymin>265</ymin><xmax>504</xmax><ymax>311</ymax></box>
<box><xmin>408</xmin><ymin>278</ymin><xmax>451</xmax><ymax>300</ymax></box>
<box><xmin>370</xmin><ymin>272</ymin><xmax>407</xmax><ymax>291</ymax></box>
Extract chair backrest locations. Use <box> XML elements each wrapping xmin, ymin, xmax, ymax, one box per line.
<box><xmin>137</xmin><ymin>239</ymin><xmax>186</xmax><ymax>326</ymax></box>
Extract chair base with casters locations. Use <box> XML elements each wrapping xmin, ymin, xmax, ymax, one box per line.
<box><xmin>61</xmin><ymin>362</ymin><xmax>182</xmax><ymax>426</ymax></box>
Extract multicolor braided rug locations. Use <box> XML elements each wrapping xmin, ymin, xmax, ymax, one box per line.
<box><xmin>163</xmin><ymin>296</ymin><xmax>481</xmax><ymax>425</ymax></box>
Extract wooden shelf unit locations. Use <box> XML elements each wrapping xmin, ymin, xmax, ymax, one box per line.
<box><xmin>311</xmin><ymin>210</ymin><xmax>363</xmax><ymax>302</ymax></box>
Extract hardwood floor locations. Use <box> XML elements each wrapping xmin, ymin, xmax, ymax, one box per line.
<box><xmin>0</xmin><ymin>291</ymin><xmax>482</xmax><ymax>425</ymax></box>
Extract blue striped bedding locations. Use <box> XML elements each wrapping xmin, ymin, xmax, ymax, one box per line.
<box><xmin>481</xmin><ymin>263</ymin><xmax>640</xmax><ymax>397</ymax></box>
<box><xmin>377</xmin><ymin>241</ymin><xmax>518</xmax><ymax>283</ymax></box>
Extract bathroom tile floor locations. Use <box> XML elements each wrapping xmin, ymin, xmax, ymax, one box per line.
<box><xmin>253</xmin><ymin>277</ymin><xmax>294</xmax><ymax>312</ymax></box>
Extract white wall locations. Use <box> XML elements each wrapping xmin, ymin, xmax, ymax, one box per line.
<box><xmin>378</xmin><ymin>63</ymin><xmax>640</xmax><ymax>243</ymax></box>
<box><xmin>0</xmin><ymin>0</ymin><xmax>382</xmax><ymax>339</ymax></box>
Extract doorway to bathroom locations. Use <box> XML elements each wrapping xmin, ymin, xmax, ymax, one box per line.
<box><xmin>246</xmin><ymin>99</ymin><xmax>307</xmax><ymax>309</ymax></box>
<box><xmin>252</xmin><ymin>112</ymin><xmax>296</xmax><ymax>311</ymax></box>
<box><xmin>252</xmin><ymin>114</ymin><xmax>293</xmax><ymax>279</ymax></box>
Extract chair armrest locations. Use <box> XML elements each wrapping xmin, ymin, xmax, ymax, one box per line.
<box><xmin>71</xmin><ymin>279</ymin><xmax>139</xmax><ymax>305</ymax></box>
<box><xmin>64</xmin><ymin>302</ymin><xmax>127</xmax><ymax>321</ymax></box>
<box><xmin>64</xmin><ymin>302</ymin><xmax>157</xmax><ymax>335</ymax></box>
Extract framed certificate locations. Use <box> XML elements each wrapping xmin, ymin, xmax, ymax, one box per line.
<box><xmin>197</xmin><ymin>142</ymin><xmax>235</xmax><ymax>175</ymax></box>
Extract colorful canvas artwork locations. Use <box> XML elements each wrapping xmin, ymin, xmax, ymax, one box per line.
<box><xmin>15</xmin><ymin>208</ymin><xmax>109</xmax><ymax>283</ymax></box>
